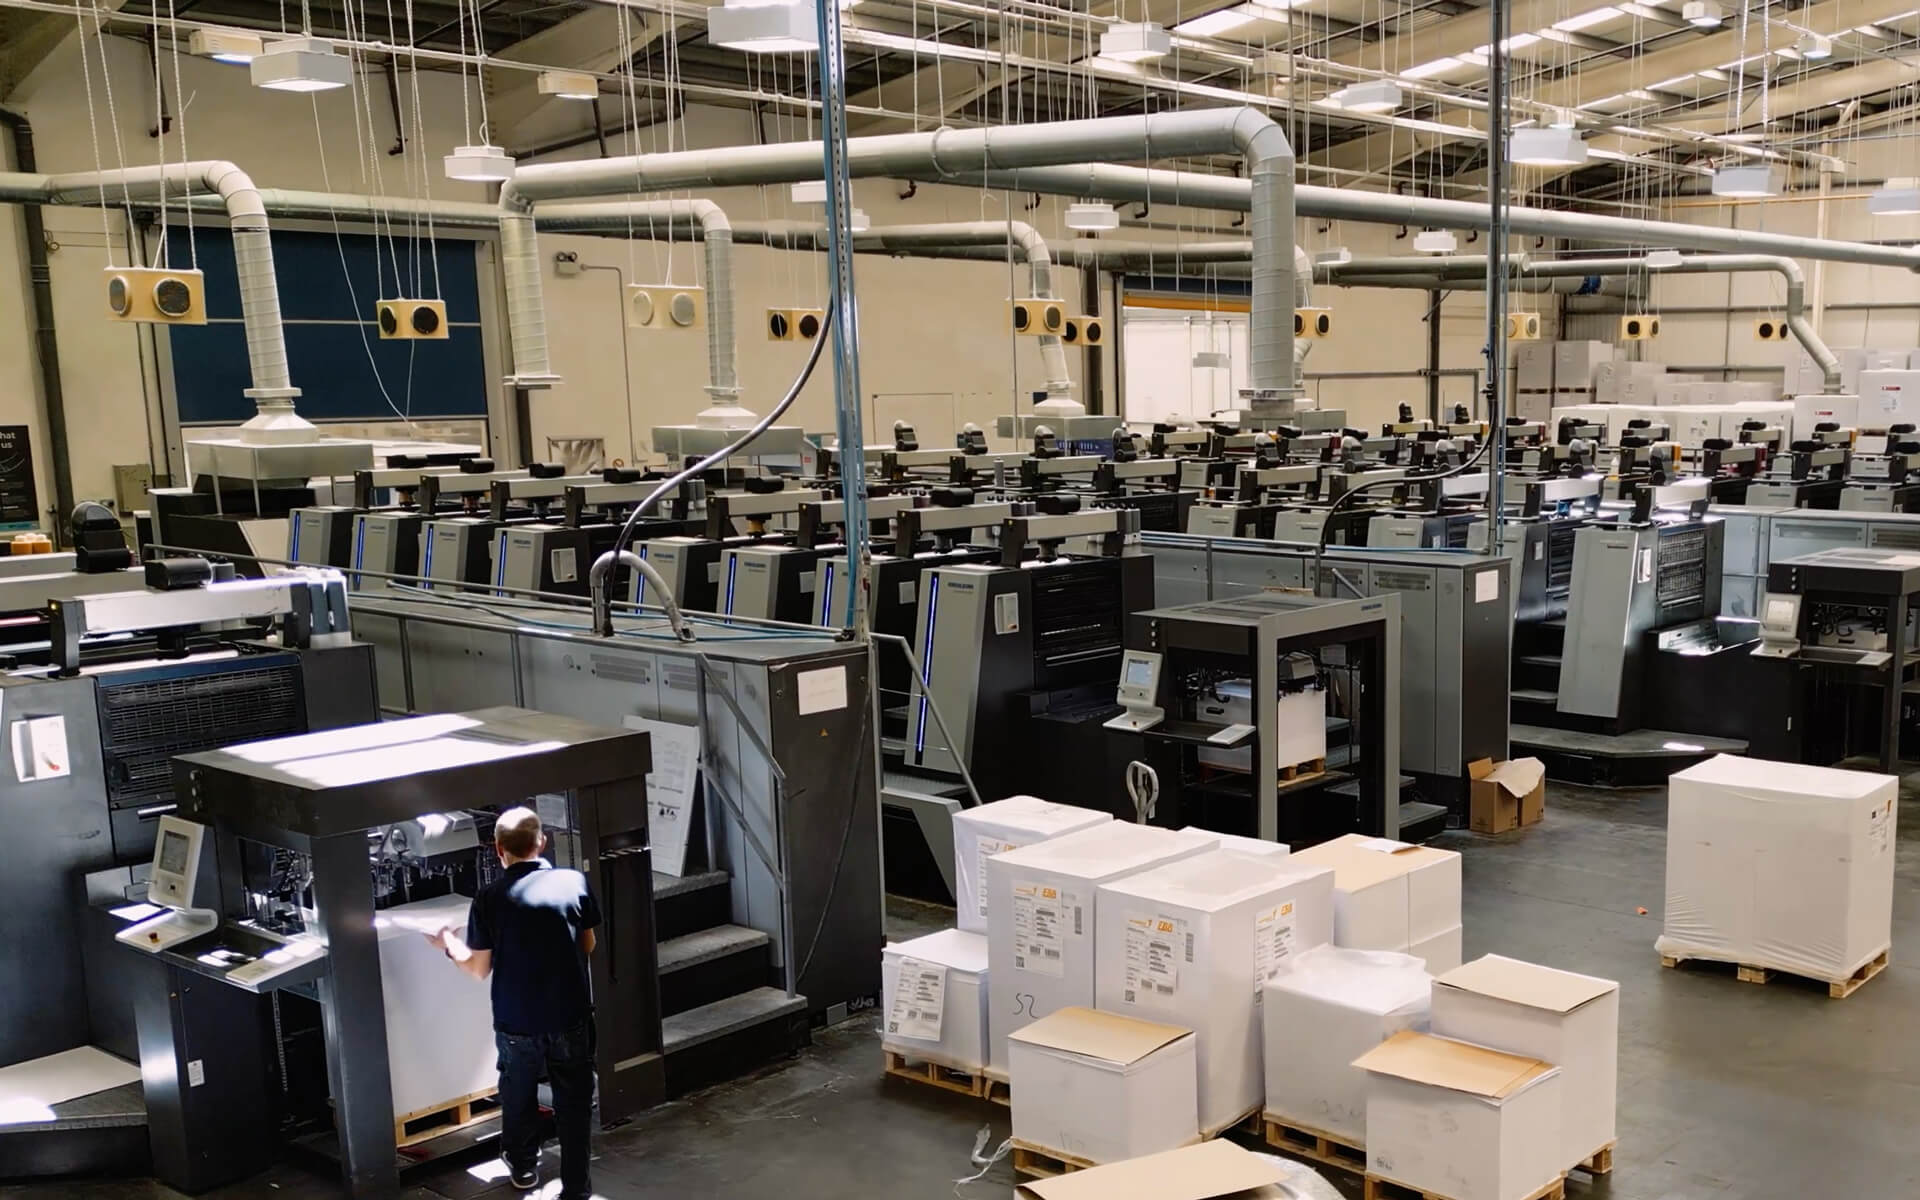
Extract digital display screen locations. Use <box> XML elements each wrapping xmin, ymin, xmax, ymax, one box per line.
<box><xmin>1124</xmin><ymin>657</ymin><xmax>1156</xmax><ymax>687</ymax></box>
<box><xmin>157</xmin><ymin>830</ymin><xmax>191</xmax><ymax>876</ymax></box>
<box><xmin>1766</xmin><ymin>597</ymin><xmax>1797</xmax><ymax>625</ymax></box>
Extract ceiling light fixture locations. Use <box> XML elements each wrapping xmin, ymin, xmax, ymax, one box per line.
<box><xmin>537</xmin><ymin>70</ymin><xmax>599</xmax><ymax>100</ymax></box>
<box><xmin>1413</xmin><ymin>229</ymin><xmax>1458</xmax><ymax>253</ymax></box>
<box><xmin>188</xmin><ymin>29</ymin><xmax>264</xmax><ymax>64</ymax></box>
<box><xmin>444</xmin><ymin>143</ymin><xmax>516</xmax><ymax>182</ymax></box>
<box><xmin>249</xmin><ymin>36</ymin><xmax>354</xmax><ymax>92</ymax></box>
<box><xmin>1710</xmin><ymin>163</ymin><xmax>1785</xmax><ymax>197</ymax></box>
<box><xmin>1509</xmin><ymin>126</ymin><xmax>1588</xmax><ymax>166</ymax></box>
<box><xmin>1682</xmin><ymin>0</ymin><xmax>1724</xmax><ymax>26</ymax></box>
<box><xmin>847</xmin><ymin>208</ymin><xmax>871</xmax><ymax>233</ymax></box>
<box><xmin>1646</xmin><ymin>248</ymin><xmax>1685</xmax><ymax>268</ymax></box>
<box><xmin>1870</xmin><ymin>178</ymin><xmax>1920</xmax><ymax>215</ymax></box>
<box><xmin>790</xmin><ymin>180</ymin><xmax>827</xmax><ymax>204</ymax></box>
<box><xmin>1796</xmin><ymin>32</ymin><xmax>1833</xmax><ymax>58</ymax></box>
<box><xmin>1100</xmin><ymin>21</ymin><xmax>1172</xmax><ymax>62</ymax></box>
<box><xmin>709</xmin><ymin>0</ymin><xmax>819</xmax><ymax>54</ymax></box>
<box><xmin>1192</xmin><ymin>350</ymin><xmax>1230</xmax><ymax>368</ymax></box>
<box><xmin>1329</xmin><ymin>79</ymin><xmax>1403</xmax><ymax>113</ymax></box>
<box><xmin>1065</xmin><ymin>202</ymin><xmax>1121</xmax><ymax>231</ymax></box>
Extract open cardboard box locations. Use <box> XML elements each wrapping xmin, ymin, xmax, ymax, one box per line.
<box><xmin>1468</xmin><ymin>758</ymin><xmax>1546</xmax><ymax>834</ymax></box>
<box><xmin>1015</xmin><ymin>1139</ymin><xmax>1292</xmax><ymax>1200</ymax></box>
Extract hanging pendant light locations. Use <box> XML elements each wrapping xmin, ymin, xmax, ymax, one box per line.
<box><xmin>791</xmin><ymin>180</ymin><xmax>827</xmax><ymax>204</ymax></box>
<box><xmin>250</xmin><ymin>36</ymin><xmax>354</xmax><ymax>92</ymax></box>
<box><xmin>1413</xmin><ymin>229</ymin><xmax>1458</xmax><ymax>253</ymax></box>
<box><xmin>537</xmin><ymin>70</ymin><xmax>599</xmax><ymax>101</ymax></box>
<box><xmin>444</xmin><ymin>144</ymin><xmax>516</xmax><ymax>182</ymax></box>
<box><xmin>1192</xmin><ymin>350</ymin><xmax>1230</xmax><ymax>368</ymax></box>
<box><xmin>848</xmin><ymin>208</ymin><xmax>871</xmax><ymax>233</ymax></box>
<box><xmin>1710</xmin><ymin>164</ymin><xmax>1784</xmax><ymax>197</ymax></box>
<box><xmin>1065</xmin><ymin>202</ymin><xmax>1121</xmax><ymax>231</ymax></box>
<box><xmin>710</xmin><ymin>0</ymin><xmax>820</xmax><ymax>54</ymax></box>
<box><xmin>1329</xmin><ymin>80</ymin><xmax>1402</xmax><ymax>113</ymax></box>
<box><xmin>189</xmin><ymin>28</ymin><xmax>264</xmax><ymax>65</ymax></box>
<box><xmin>1646</xmin><ymin>248</ymin><xmax>1685</xmax><ymax>269</ymax></box>
<box><xmin>1100</xmin><ymin>21</ymin><xmax>1172</xmax><ymax>62</ymax></box>
<box><xmin>1509</xmin><ymin>127</ymin><xmax>1588</xmax><ymax>167</ymax></box>
<box><xmin>1869</xmin><ymin>178</ymin><xmax>1920</xmax><ymax>215</ymax></box>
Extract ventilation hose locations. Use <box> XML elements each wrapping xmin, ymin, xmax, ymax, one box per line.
<box><xmin>589</xmin><ymin>304</ymin><xmax>836</xmax><ymax>637</ymax></box>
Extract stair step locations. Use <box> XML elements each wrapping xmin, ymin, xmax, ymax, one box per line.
<box><xmin>653</xmin><ymin>870</ymin><xmax>735</xmax><ymax>943</ymax></box>
<box><xmin>1517</xmin><ymin>654</ymin><xmax>1562</xmax><ymax>669</ymax></box>
<box><xmin>653</xmin><ymin>870</ymin><xmax>729</xmax><ymax>901</ymax></box>
<box><xmin>659</xmin><ymin>924</ymin><xmax>770</xmax><ymax>975</ymax></box>
<box><xmin>664</xmin><ymin>987</ymin><xmax>808</xmax><ymax>1056</ymax></box>
<box><xmin>1397</xmin><ymin>800</ymin><xmax>1451</xmax><ymax>843</ymax></box>
<box><xmin>1511</xmin><ymin>687</ymin><xmax>1559</xmax><ymax>705</ymax></box>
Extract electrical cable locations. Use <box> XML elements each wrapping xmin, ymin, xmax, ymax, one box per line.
<box><xmin>1308</xmin><ymin>423</ymin><xmax>1499</xmax><ymax>583</ymax></box>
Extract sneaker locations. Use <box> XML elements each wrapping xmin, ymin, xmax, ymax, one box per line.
<box><xmin>507</xmin><ymin>1162</ymin><xmax>540</xmax><ymax>1191</ymax></box>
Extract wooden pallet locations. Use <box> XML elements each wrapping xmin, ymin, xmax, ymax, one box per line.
<box><xmin>1364</xmin><ymin>1173</ymin><xmax>1565</xmax><ymax>1200</ymax></box>
<box><xmin>881</xmin><ymin>1050</ymin><xmax>995</xmax><ymax>1100</ymax></box>
<box><xmin>1278</xmin><ymin>757</ymin><xmax>1327</xmax><ymax>782</ymax></box>
<box><xmin>394</xmin><ymin>1088</ymin><xmax>501</xmax><ymax>1148</ymax></box>
<box><xmin>1262</xmin><ymin>1114</ymin><xmax>1367</xmax><ymax>1173</ymax></box>
<box><xmin>1572</xmin><ymin>1142</ymin><xmax>1615</xmax><ymax>1176</ymax></box>
<box><xmin>1011</xmin><ymin>1140</ymin><xmax>1096</xmax><ymax>1179</ymax></box>
<box><xmin>1660</xmin><ymin>948</ymin><xmax>1889</xmax><ymax>999</ymax></box>
<box><xmin>984</xmin><ymin>1069</ymin><xmax>1010</xmax><ymax>1107</ymax></box>
<box><xmin>1202</xmin><ymin>1105</ymin><xmax>1264</xmax><ymax>1142</ymax></box>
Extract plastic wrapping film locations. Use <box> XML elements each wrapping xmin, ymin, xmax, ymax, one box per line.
<box><xmin>1658</xmin><ymin>754</ymin><xmax>1897</xmax><ymax>981</ymax></box>
<box><xmin>1249</xmin><ymin>1152</ymin><xmax>1344</xmax><ymax>1200</ymax></box>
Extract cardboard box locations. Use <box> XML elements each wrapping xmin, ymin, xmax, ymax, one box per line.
<box><xmin>1858</xmin><ymin>369</ymin><xmax>1920</xmax><ymax>430</ymax></box>
<box><xmin>376</xmin><ymin>895</ymin><xmax>497</xmax><ymax>1119</ymax></box>
<box><xmin>1791</xmin><ymin>392</ymin><xmax>1860</xmax><ymax>442</ymax></box>
<box><xmin>1185</xmin><ymin>828</ymin><xmax>1289</xmax><ymax>861</ymax></box>
<box><xmin>1096</xmin><ymin>851</ymin><xmax>1335</xmax><ymax>1132</ymax></box>
<box><xmin>1408</xmin><ymin>924</ymin><xmax>1464</xmax><ymax>974</ymax></box>
<box><xmin>1468</xmin><ymin>758</ymin><xmax>1546</xmax><ymax>835</ymax></box>
<box><xmin>954</xmin><ymin>795</ymin><xmax>1112</xmax><ymax>934</ymax></box>
<box><xmin>881</xmin><ymin>928</ymin><xmax>990</xmax><ymax>1071</ymax></box>
<box><xmin>1262</xmin><ymin>945</ymin><xmax>1431</xmax><ymax>1143</ymax></box>
<box><xmin>1007</xmin><ymin>1007</ymin><xmax>1199</xmax><ymax>1166</ymax></box>
<box><xmin>1514</xmin><ymin>343</ymin><xmax>1555</xmax><ymax>392</ymax></box>
<box><xmin>987</xmin><ymin>823</ymin><xmax>1218</xmax><ymax>1070</ymax></box>
<box><xmin>1013</xmin><ymin>1139</ymin><xmax>1302</xmax><ymax>1200</ymax></box>
<box><xmin>1356</xmin><ymin>1031</ymin><xmax>1564</xmax><ymax>1200</ymax></box>
<box><xmin>1553</xmin><ymin>340</ymin><xmax>1614</xmax><ymax>390</ymax></box>
<box><xmin>1288</xmin><ymin>834</ymin><xmax>1462</xmax><ymax>957</ymax></box>
<box><xmin>1433</xmin><ymin>955</ymin><xmax>1620</xmax><ymax>1170</ymax></box>
<box><xmin>1659</xmin><ymin>754</ymin><xmax>1896</xmax><ymax>981</ymax></box>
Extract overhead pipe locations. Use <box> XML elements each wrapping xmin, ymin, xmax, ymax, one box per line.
<box><xmin>928</xmin><ymin>163</ymin><xmax>1920</xmax><ymax>274</ymax></box>
<box><xmin>1324</xmin><ymin>252</ymin><xmax>1842</xmax><ymax>392</ymax></box>
<box><xmin>0</xmin><ymin>164</ymin><xmax>304</xmax><ymax>433</ymax></box>
<box><xmin>498</xmin><ymin>110</ymin><xmax>1300</xmax><ymax>400</ymax></box>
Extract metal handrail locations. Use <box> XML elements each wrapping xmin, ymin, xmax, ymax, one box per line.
<box><xmin>870</xmin><ymin>631</ymin><xmax>985</xmax><ymax>808</ymax></box>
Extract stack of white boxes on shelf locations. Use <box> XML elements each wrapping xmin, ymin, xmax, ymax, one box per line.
<box><xmin>986</xmin><ymin>823</ymin><xmax>1219</xmax><ymax>1075</ymax></box>
<box><xmin>1594</xmin><ymin>360</ymin><xmax>1673</xmax><ymax>406</ymax></box>
<box><xmin>1786</xmin><ymin>344</ymin><xmax>1914</xmax><ymax>397</ymax></box>
<box><xmin>1659</xmin><ymin>755</ymin><xmax>1896</xmax><ymax>989</ymax></box>
<box><xmin>1855</xmin><ymin>368</ymin><xmax>1920</xmax><ymax>433</ymax></box>
<box><xmin>1287</xmin><ymin>835</ymin><xmax>1463</xmax><ymax>973</ymax></box>
<box><xmin>1431</xmin><ymin>955</ymin><xmax>1620</xmax><ymax>1177</ymax></box>
<box><xmin>952</xmin><ymin>796</ymin><xmax>1113</xmax><ymax>935</ymax></box>
<box><xmin>1354</xmin><ymin>1031</ymin><xmax>1565</xmax><ymax>1200</ymax></box>
<box><xmin>1513</xmin><ymin>343</ymin><xmax>1557</xmax><ymax>423</ymax></box>
<box><xmin>1093</xmin><ymin>850</ymin><xmax>1335</xmax><ymax>1135</ymax></box>
<box><xmin>1555</xmin><ymin>340</ymin><xmax>1614</xmax><ymax>400</ymax></box>
<box><xmin>1261</xmin><ymin>945</ymin><xmax>1432</xmax><ymax>1152</ymax></box>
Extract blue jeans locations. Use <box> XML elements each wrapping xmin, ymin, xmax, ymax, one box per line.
<box><xmin>495</xmin><ymin>1018</ymin><xmax>595</xmax><ymax>1199</ymax></box>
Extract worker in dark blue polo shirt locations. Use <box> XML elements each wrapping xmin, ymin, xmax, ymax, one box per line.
<box><xmin>428</xmin><ymin>806</ymin><xmax>602</xmax><ymax>1198</ymax></box>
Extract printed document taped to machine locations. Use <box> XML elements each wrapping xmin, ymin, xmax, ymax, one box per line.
<box><xmin>621</xmin><ymin>717</ymin><xmax>702</xmax><ymax>877</ymax></box>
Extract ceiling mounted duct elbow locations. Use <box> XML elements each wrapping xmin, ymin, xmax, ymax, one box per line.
<box><xmin>1100</xmin><ymin>21</ymin><xmax>1172</xmax><ymax>62</ymax></box>
<box><xmin>1711</xmin><ymin>164</ymin><xmax>1784</xmax><ymax>197</ymax></box>
<box><xmin>1065</xmin><ymin>202</ymin><xmax>1121</xmax><ymax>230</ymax></box>
<box><xmin>709</xmin><ymin>0</ymin><xmax>820</xmax><ymax>54</ymax></box>
<box><xmin>250</xmin><ymin>36</ymin><xmax>353</xmax><ymax>92</ymax></box>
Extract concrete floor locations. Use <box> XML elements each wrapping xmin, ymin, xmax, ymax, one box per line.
<box><xmin>16</xmin><ymin>777</ymin><xmax>1920</xmax><ymax>1199</ymax></box>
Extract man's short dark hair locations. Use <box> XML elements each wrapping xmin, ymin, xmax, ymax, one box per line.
<box><xmin>495</xmin><ymin>806</ymin><xmax>543</xmax><ymax>859</ymax></box>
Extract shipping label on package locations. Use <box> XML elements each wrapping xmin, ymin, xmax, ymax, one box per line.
<box><xmin>887</xmin><ymin>956</ymin><xmax>948</xmax><ymax>1042</ymax></box>
<box><xmin>976</xmin><ymin>839</ymin><xmax>1020</xmax><ymax>919</ymax></box>
<box><xmin>1871</xmin><ymin>800</ymin><xmax>1895</xmax><ymax>855</ymax></box>
<box><xmin>1013</xmin><ymin>884</ymin><xmax>1075</xmax><ymax>977</ymax></box>
<box><xmin>1253</xmin><ymin>900</ymin><xmax>1297</xmax><ymax>996</ymax></box>
<box><xmin>1123</xmin><ymin>913</ymin><xmax>1191</xmax><ymax>1004</ymax></box>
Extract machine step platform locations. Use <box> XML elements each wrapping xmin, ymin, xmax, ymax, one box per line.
<box><xmin>1510</xmin><ymin>724</ymin><xmax>1747</xmax><ymax>787</ymax></box>
<box><xmin>662</xmin><ymin>987</ymin><xmax>810</xmax><ymax>1098</ymax></box>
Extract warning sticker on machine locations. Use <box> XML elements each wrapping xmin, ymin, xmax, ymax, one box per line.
<box><xmin>887</xmin><ymin>956</ymin><xmax>948</xmax><ymax>1042</ymax></box>
<box><xmin>1013</xmin><ymin>884</ymin><xmax>1074</xmax><ymax>977</ymax></box>
<box><xmin>1253</xmin><ymin>901</ymin><xmax>1297</xmax><ymax>996</ymax></box>
<box><xmin>1122</xmin><ymin>913</ymin><xmax>1190</xmax><ymax>1004</ymax></box>
<box><xmin>976</xmin><ymin>839</ymin><xmax>1020</xmax><ymax>920</ymax></box>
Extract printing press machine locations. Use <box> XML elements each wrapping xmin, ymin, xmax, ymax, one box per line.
<box><xmin>0</xmin><ymin>564</ymin><xmax>380</xmax><ymax>1183</ymax></box>
<box><xmin>1838</xmin><ymin>428</ymin><xmax>1920</xmax><ymax>512</ymax></box>
<box><xmin>1739</xmin><ymin>427</ymin><xmax>1853</xmax><ymax>509</ymax></box>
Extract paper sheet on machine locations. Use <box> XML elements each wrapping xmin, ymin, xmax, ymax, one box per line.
<box><xmin>622</xmin><ymin>716</ymin><xmax>701</xmax><ymax>877</ymax></box>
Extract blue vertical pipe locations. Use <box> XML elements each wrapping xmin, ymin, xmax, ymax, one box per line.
<box><xmin>813</xmin><ymin>0</ymin><xmax>869</xmax><ymax>633</ymax></box>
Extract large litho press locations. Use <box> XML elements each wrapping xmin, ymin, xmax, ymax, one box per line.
<box><xmin>120</xmin><ymin>707</ymin><xmax>659</xmax><ymax>1197</ymax></box>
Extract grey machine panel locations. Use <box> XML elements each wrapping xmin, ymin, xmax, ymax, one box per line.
<box><xmin>348</xmin><ymin>595</ymin><xmax>881</xmax><ymax>1020</ymax></box>
<box><xmin>1558</xmin><ymin>520</ymin><xmax>1721</xmax><ymax>720</ymax></box>
<box><xmin>904</xmin><ymin>564</ymin><xmax>999</xmax><ymax>775</ymax></box>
